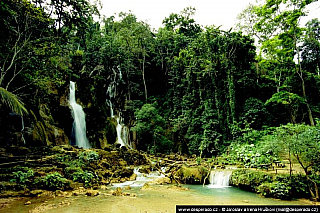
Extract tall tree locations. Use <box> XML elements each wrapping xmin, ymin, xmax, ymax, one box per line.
<box><xmin>254</xmin><ymin>0</ymin><xmax>317</xmax><ymax>125</ymax></box>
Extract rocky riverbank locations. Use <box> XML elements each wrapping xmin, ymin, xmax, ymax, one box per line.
<box><xmin>0</xmin><ymin>145</ymin><xmax>211</xmax><ymax>200</ymax></box>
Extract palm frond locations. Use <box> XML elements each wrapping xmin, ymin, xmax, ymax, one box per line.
<box><xmin>0</xmin><ymin>87</ymin><xmax>28</xmax><ymax>115</ymax></box>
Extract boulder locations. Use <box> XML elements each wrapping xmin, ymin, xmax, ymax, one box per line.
<box><xmin>176</xmin><ymin>166</ymin><xmax>208</xmax><ymax>184</ymax></box>
<box><xmin>29</xmin><ymin>190</ymin><xmax>45</xmax><ymax>197</ymax></box>
<box><xmin>24</xmin><ymin>201</ymin><xmax>31</xmax><ymax>205</ymax></box>
<box><xmin>85</xmin><ymin>190</ymin><xmax>100</xmax><ymax>196</ymax></box>
<box><xmin>129</xmin><ymin>173</ymin><xmax>137</xmax><ymax>181</ymax></box>
<box><xmin>149</xmin><ymin>177</ymin><xmax>171</xmax><ymax>185</ymax></box>
<box><xmin>111</xmin><ymin>187</ymin><xmax>122</xmax><ymax>196</ymax></box>
<box><xmin>123</xmin><ymin>185</ymin><xmax>131</xmax><ymax>190</ymax></box>
<box><xmin>141</xmin><ymin>183</ymin><xmax>153</xmax><ymax>190</ymax></box>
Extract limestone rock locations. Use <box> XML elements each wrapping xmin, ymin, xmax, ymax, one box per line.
<box><xmin>29</xmin><ymin>190</ymin><xmax>45</xmax><ymax>197</ymax></box>
<box><xmin>149</xmin><ymin>177</ymin><xmax>171</xmax><ymax>185</ymax></box>
<box><xmin>129</xmin><ymin>173</ymin><xmax>137</xmax><ymax>181</ymax></box>
<box><xmin>100</xmin><ymin>185</ymin><xmax>107</xmax><ymax>190</ymax></box>
<box><xmin>141</xmin><ymin>183</ymin><xmax>153</xmax><ymax>190</ymax></box>
<box><xmin>111</xmin><ymin>187</ymin><xmax>122</xmax><ymax>196</ymax></box>
<box><xmin>85</xmin><ymin>190</ymin><xmax>100</xmax><ymax>196</ymax></box>
<box><xmin>123</xmin><ymin>185</ymin><xmax>131</xmax><ymax>190</ymax></box>
<box><xmin>24</xmin><ymin>201</ymin><xmax>31</xmax><ymax>205</ymax></box>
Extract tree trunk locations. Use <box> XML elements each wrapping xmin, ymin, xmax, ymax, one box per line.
<box><xmin>295</xmin><ymin>154</ymin><xmax>319</xmax><ymax>201</ymax></box>
<box><xmin>142</xmin><ymin>52</ymin><xmax>148</xmax><ymax>102</ymax></box>
<box><xmin>295</xmin><ymin>29</ymin><xmax>315</xmax><ymax>126</ymax></box>
<box><xmin>288</xmin><ymin>149</ymin><xmax>292</xmax><ymax>177</ymax></box>
<box><xmin>132</xmin><ymin>130</ymin><xmax>137</xmax><ymax>150</ymax></box>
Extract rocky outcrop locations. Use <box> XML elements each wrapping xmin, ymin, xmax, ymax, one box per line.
<box><xmin>176</xmin><ymin>166</ymin><xmax>209</xmax><ymax>184</ymax></box>
<box><xmin>31</xmin><ymin>104</ymin><xmax>69</xmax><ymax>146</ymax></box>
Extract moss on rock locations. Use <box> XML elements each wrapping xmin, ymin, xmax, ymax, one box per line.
<box><xmin>176</xmin><ymin>166</ymin><xmax>209</xmax><ymax>184</ymax></box>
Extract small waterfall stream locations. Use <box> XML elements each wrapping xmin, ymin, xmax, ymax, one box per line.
<box><xmin>116</xmin><ymin>116</ymin><xmax>125</xmax><ymax>146</ymax></box>
<box><xmin>207</xmin><ymin>170</ymin><xmax>232</xmax><ymax>188</ymax></box>
<box><xmin>106</xmin><ymin>66</ymin><xmax>131</xmax><ymax>148</ymax></box>
<box><xmin>21</xmin><ymin>116</ymin><xmax>26</xmax><ymax>145</ymax></box>
<box><xmin>69</xmin><ymin>81</ymin><xmax>91</xmax><ymax>149</ymax></box>
<box><xmin>112</xmin><ymin>167</ymin><xmax>166</xmax><ymax>188</ymax></box>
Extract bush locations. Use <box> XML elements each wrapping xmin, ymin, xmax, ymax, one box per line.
<box><xmin>229</xmin><ymin>169</ymin><xmax>272</xmax><ymax>191</ymax></box>
<box><xmin>41</xmin><ymin>172</ymin><xmax>69</xmax><ymax>190</ymax></box>
<box><xmin>257</xmin><ymin>182</ymin><xmax>277</xmax><ymax>197</ymax></box>
<box><xmin>72</xmin><ymin>171</ymin><xmax>96</xmax><ymax>187</ymax></box>
<box><xmin>64</xmin><ymin>166</ymin><xmax>83</xmax><ymax>179</ymax></box>
<box><xmin>257</xmin><ymin>182</ymin><xmax>291</xmax><ymax>199</ymax></box>
<box><xmin>10</xmin><ymin>168</ymin><xmax>34</xmax><ymax>185</ymax></box>
<box><xmin>228</xmin><ymin>143</ymin><xmax>278</xmax><ymax>168</ymax></box>
<box><xmin>276</xmin><ymin>174</ymin><xmax>310</xmax><ymax>198</ymax></box>
<box><xmin>78</xmin><ymin>151</ymin><xmax>99</xmax><ymax>163</ymax></box>
<box><xmin>272</xmin><ymin>182</ymin><xmax>291</xmax><ymax>199</ymax></box>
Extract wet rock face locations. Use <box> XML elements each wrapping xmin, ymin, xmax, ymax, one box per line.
<box><xmin>0</xmin><ymin>145</ymin><xmax>151</xmax><ymax>197</ymax></box>
<box><xmin>28</xmin><ymin>104</ymin><xmax>69</xmax><ymax>146</ymax></box>
<box><xmin>176</xmin><ymin>166</ymin><xmax>209</xmax><ymax>184</ymax></box>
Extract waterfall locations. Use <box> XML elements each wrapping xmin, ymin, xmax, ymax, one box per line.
<box><xmin>207</xmin><ymin>170</ymin><xmax>232</xmax><ymax>188</ymax></box>
<box><xmin>106</xmin><ymin>67</ymin><xmax>119</xmax><ymax>118</ymax></box>
<box><xmin>112</xmin><ymin>167</ymin><xmax>166</xmax><ymax>188</ymax></box>
<box><xmin>116</xmin><ymin>116</ymin><xmax>125</xmax><ymax>147</ymax></box>
<box><xmin>69</xmin><ymin>81</ymin><xmax>91</xmax><ymax>149</ymax></box>
<box><xmin>21</xmin><ymin>116</ymin><xmax>25</xmax><ymax>145</ymax></box>
<box><xmin>115</xmin><ymin>113</ymin><xmax>131</xmax><ymax>148</ymax></box>
<box><xmin>106</xmin><ymin>66</ymin><xmax>131</xmax><ymax>148</ymax></box>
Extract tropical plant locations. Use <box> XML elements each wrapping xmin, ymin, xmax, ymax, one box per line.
<box><xmin>0</xmin><ymin>87</ymin><xmax>28</xmax><ymax>115</ymax></box>
<box><xmin>10</xmin><ymin>168</ymin><xmax>34</xmax><ymax>184</ymax></box>
<box><xmin>41</xmin><ymin>172</ymin><xmax>69</xmax><ymax>190</ymax></box>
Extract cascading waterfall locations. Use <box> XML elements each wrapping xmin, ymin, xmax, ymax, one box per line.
<box><xmin>207</xmin><ymin>170</ymin><xmax>232</xmax><ymax>188</ymax></box>
<box><xmin>69</xmin><ymin>81</ymin><xmax>91</xmax><ymax>149</ymax></box>
<box><xmin>106</xmin><ymin>67</ymin><xmax>118</xmax><ymax>118</ymax></box>
<box><xmin>115</xmin><ymin>114</ymin><xmax>131</xmax><ymax>148</ymax></box>
<box><xmin>112</xmin><ymin>167</ymin><xmax>166</xmax><ymax>188</ymax></box>
<box><xmin>106</xmin><ymin>66</ymin><xmax>131</xmax><ymax>148</ymax></box>
<box><xmin>21</xmin><ymin>116</ymin><xmax>25</xmax><ymax>145</ymax></box>
<box><xmin>116</xmin><ymin>116</ymin><xmax>125</xmax><ymax>147</ymax></box>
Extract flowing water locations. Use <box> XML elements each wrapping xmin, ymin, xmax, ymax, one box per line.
<box><xmin>1</xmin><ymin>167</ymin><xmax>312</xmax><ymax>213</ymax></box>
<box><xmin>69</xmin><ymin>81</ymin><xmax>90</xmax><ymax>149</ymax></box>
<box><xmin>21</xmin><ymin>116</ymin><xmax>25</xmax><ymax>145</ymax></box>
<box><xmin>106</xmin><ymin>66</ymin><xmax>131</xmax><ymax>148</ymax></box>
<box><xmin>115</xmin><ymin>114</ymin><xmax>131</xmax><ymax>148</ymax></box>
<box><xmin>207</xmin><ymin>170</ymin><xmax>232</xmax><ymax>188</ymax></box>
<box><xmin>113</xmin><ymin>167</ymin><xmax>165</xmax><ymax>188</ymax></box>
<box><xmin>2</xmin><ymin>184</ymin><xmax>310</xmax><ymax>213</ymax></box>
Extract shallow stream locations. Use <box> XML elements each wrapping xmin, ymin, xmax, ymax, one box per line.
<box><xmin>1</xmin><ymin>183</ymin><xmax>311</xmax><ymax>213</ymax></box>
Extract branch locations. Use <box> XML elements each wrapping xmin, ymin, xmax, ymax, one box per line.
<box><xmin>12</xmin><ymin>76</ymin><xmax>41</xmax><ymax>94</ymax></box>
<box><xmin>203</xmin><ymin>159</ymin><xmax>214</xmax><ymax>187</ymax></box>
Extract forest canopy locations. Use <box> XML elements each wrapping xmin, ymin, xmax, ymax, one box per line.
<box><xmin>0</xmin><ymin>0</ymin><xmax>320</xmax><ymax>157</ymax></box>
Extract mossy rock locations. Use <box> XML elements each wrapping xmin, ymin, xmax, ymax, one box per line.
<box><xmin>6</xmin><ymin>146</ymin><xmax>31</xmax><ymax>155</ymax></box>
<box><xmin>176</xmin><ymin>166</ymin><xmax>209</xmax><ymax>184</ymax></box>
<box><xmin>229</xmin><ymin>169</ymin><xmax>273</xmax><ymax>192</ymax></box>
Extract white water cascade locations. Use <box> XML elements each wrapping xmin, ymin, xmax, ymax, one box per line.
<box><xmin>207</xmin><ymin>170</ymin><xmax>232</xmax><ymax>188</ymax></box>
<box><xmin>106</xmin><ymin>66</ymin><xmax>131</xmax><ymax>148</ymax></box>
<box><xmin>69</xmin><ymin>81</ymin><xmax>91</xmax><ymax>149</ymax></box>
<box><xmin>106</xmin><ymin>67</ymin><xmax>119</xmax><ymax>118</ymax></box>
<box><xmin>21</xmin><ymin>116</ymin><xmax>26</xmax><ymax>145</ymax></box>
<box><xmin>112</xmin><ymin>167</ymin><xmax>166</xmax><ymax>188</ymax></box>
<box><xmin>115</xmin><ymin>114</ymin><xmax>131</xmax><ymax>148</ymax></box>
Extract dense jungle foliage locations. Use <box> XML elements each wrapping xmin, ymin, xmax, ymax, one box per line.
<box><xmin>1</xmin><ymin>0</ymin><xmax>320</xmax><ymax>202</ymax></box>
<box><xmin>0</xmin><ymin>0</ymin><xmax>319</xmax><ymax>156</ymax></box>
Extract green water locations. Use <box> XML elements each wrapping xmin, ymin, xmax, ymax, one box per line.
<box><xmin>186</xmin><ymin>185</ymin><xmax>307</xmax><ymax>205</ymax></box>
<box><xmin>0</xmin><ymin>185</ymin><xmax>310</xmax><ymax>213</ymax></box>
